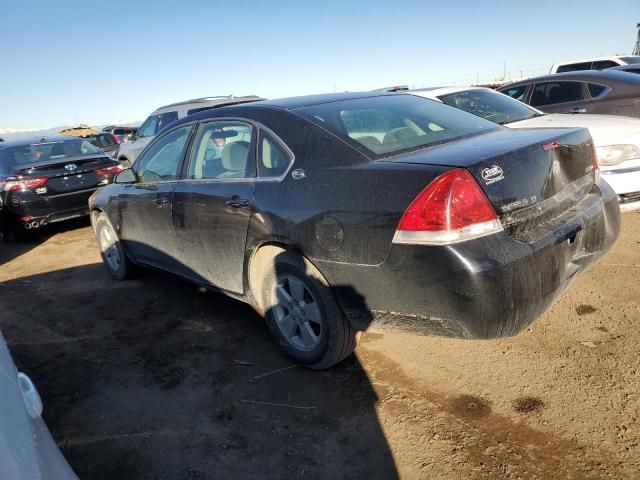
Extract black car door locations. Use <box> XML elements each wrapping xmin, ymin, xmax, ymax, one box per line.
<box><xmin>118</xmin><ymin>124</ymin><xmax>194</xmax><ymax>272</ymax></box>
<box><xmin>172</xmin><ymin>120</ymin><xmax>256</xmax><ymax>293</ymax></box>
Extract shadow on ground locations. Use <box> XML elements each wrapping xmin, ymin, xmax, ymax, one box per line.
<box><xmin>0</xmin><ymin>262</ymin><xmax>399</xmax><ymax>480</ymax></box>
<box><xmin>0</xmin><ymin>217</ymin><xmax>91</xmax><ymax>265</ymax></box>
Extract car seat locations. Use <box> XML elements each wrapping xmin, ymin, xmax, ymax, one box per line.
<box><xmin>219</xmin><ymin>141</ymin><xmax>250</xmax><ymax>178</ymax></box>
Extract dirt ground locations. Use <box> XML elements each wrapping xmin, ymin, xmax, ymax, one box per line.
<box><xmin>0</xmin><ymin>212</ymin><xmax>639</xmax><ymax>480</ymax></box>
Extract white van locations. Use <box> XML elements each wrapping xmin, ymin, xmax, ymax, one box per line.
<box><xmin>116</xmin><ymin>95</ymin><xmax>262</xmax><ymax>166</ymax></box>
<box><xmin>550</xmin><ymin>55</ymin><xmax>640</xmax><ymax>74</ymax></box>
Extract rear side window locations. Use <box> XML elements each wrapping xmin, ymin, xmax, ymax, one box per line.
<box><xmin>530</xmin><ymin>82</ymin><xmax>587</xmax><ymax>106</ymax></box>
<box><xmin>296</xmin><ymin>95</ymin><xmax>500</xmax><ymax>157</ymax></box>
<box><xmin>258</xmin><ymin>133</ymin><xmax>291</xmax><ymax>178</ymax></box>
<box><xmin>591</xmin><ymin>60</ymin><xmax>618</xmax><ymax>70</ymax></box>
<box><xmin>588</xmin><ymin>83</ymin><xmax>608</xmax><ymax>98</ymax></box>
<box><xmin>556</xmin><ymin>62</ymin><xmax>592</xmax><ymax>73</ymax></box>
<box><xmin>500</xmin><ymin>85</ymin><xmax>527</xmax><ymax>101</ymax></box>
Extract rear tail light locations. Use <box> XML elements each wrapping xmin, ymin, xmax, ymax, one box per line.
<box><xmin>593</xmin><ymin>149</ymin><xmax>600</xmax><ymax>183</ymax></box>
<box><xmin>393</xmin><ymin>168</ymin><xmax>503</xmax><ymax>245</ymax></box>
<box><xmin>3</xmin><ymin>176</ymin><xmax>48</xmax><ymax>191</ymax></box>
<box><xmin>95</xmin><ymin>164</ymin><xmax>124</xmax><ymax>176</ymax></box>
<box><xmin>110</xmin><ymin>133</ymin><xmax>120</xmax><ymax>144</ymax></box>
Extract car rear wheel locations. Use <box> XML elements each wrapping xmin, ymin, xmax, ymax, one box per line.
<box><xmin>262</xmin><ymin>251</ymin><xmax>357</xmax><ymax>369</ymax></box>
<box><xmin>95</xmin><ymin>214</ymin><xmax>131</xmax><ymax>280</ymax></box>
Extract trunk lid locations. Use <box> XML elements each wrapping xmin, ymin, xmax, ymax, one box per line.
<box><xmin>11</xmin><ymin>155</ymin><xmax>110</xmax><ymax>195</ymax></box>
<box><xmin>382</xmin><ymin>127</ymin><xmax>597</xmax><ymax>240</ymax></box>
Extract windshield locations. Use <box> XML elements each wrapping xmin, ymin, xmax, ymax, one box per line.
<box><xmin>0</xmin><ymin>138</ymin><xmax>103</xmax><ymax>173</ymax></box>
<box><xmin>295</xmin><ymin>95</ymin><xmax>500</xmax><ymax>157</ymax></box>
<box><xmin>438</xmin><ymin>89</ymin><xmax>540</xmax><ymax>125</ymax></box>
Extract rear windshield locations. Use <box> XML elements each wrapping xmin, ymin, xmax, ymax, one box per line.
<box><xmin>0</xmin><ymin>138</ymin><xmax>103</xmax><ymax>173</ymax></box>
<box><xmin>295</xmin><ymin>95</ymin><xmax>500</xmax><ymax>157</ymax></box>
<box><xmin>439</xmin><ymin>89</ymin><xmax>540</xmax><ymax>125</ymax></box>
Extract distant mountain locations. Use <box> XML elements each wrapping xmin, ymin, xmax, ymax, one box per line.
<box><xmin>0</xmin><ymin>122</ymin><xmax>141</xmax><ymax>141</ymax></box>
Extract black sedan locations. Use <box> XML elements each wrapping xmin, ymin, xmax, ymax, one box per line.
<box><xmin>499</xmin><ymin>70</ymin><xmax>640</xmax><ymax>117</ymax></box>
<box><xmin>89</xmin><ymin>92</ymin><xmax>620</xmax><ymax>369</ymax></box>
<box><xmin>0</xmin><ymin>136</ymin><xmax>123</xmax><ymax>238</ymax></box>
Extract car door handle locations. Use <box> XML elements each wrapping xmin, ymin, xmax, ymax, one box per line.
<box><xmin>566</xmin><ymin>108</ymin><xmax>587</xmax><ymax>114</ymax></box>
<box><xmin>226</xmin><ymin>198</ymin><xmax>251</xmax><ymax>208</ymax></box>
<box><xmin>153</xmin><ymin>197</ymin><xmax>170</xmax><ymax>207</ymax></box>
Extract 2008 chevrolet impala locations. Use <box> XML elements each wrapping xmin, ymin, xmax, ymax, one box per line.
<box><xmin>89</xmin><ymin>92</ymin><xmax>620</xmax><ymax>369</ymax></box>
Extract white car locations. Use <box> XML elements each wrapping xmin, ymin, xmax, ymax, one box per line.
<box><xmin>0</xmin><ymin>331</ymin><xmax>78</xmax><ymax>479</ymax></box>
<box><xmin>408</xmin><ymin>86</ymin><xmax>640</xmax><ymax>211</ymax></box>
<box><xmin>550</xmin><ymin>55</ymin><xmax>640</xmax><ymax>74</ymax></box>
<box><xmin>116</xmin><ymin>95</ymin><xmax>262</xmax><ymax>167</ymax></box>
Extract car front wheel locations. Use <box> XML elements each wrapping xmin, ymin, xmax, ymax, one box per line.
<box><xmin>95</xmin><ymin>214</ymin><xmax>131</xmax><ymax>280</ymax></box>
<box><xmin>262</xmin><ymin>251</ymin><xmax>357</xmax><ymax>369</ymax></box>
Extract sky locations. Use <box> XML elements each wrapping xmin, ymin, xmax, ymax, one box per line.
<box><xmin>0</xmin><ymin>0</ymin><xmax>638</xmax><ymax>131</ymax></box>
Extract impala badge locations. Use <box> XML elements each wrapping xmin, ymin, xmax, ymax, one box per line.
<box><xmin>481</xmin><ymin>165</ymin><xmax>504</xmax><ymax>185</ymax></box>
<box><xmin>65</xmin><ymin>164</ymin><xmax>78</xmax><ymax>172</ymax></box>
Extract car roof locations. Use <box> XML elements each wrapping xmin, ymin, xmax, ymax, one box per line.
<box><xmin>254</xmin><ymin>91</ymin><xmax>398</xmax><ymax>110</ymax></box>
<box><xmin>409</xmin><ymin>86</ymin><xmax>486</xmax><ymax>98</ymax></box>
<box><xmin>552</xmin><ymin>55</ymin><xmax>627</xmax><ymax>65</ymax></box>
<box><xmin>152</xmin><ymin>95</ymin><xmax>263</xmax><ymax>113</ymax></box>
<box><xmin>500</xmin><ymin>69</ymin><xmax>640</xmax><ymax>87</ymax></box>
<box><xmin>0</xmin><ymin>136</ymin><xmax>82</xmax><ymax>149</ymax></box>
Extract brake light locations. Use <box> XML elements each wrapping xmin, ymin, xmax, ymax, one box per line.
<box><xmin>592</xmin><ymin>149</ymin><xmax>600</xmax><ymax>183</ymax></box>
<box><xmin>3</xmin><ymin>176</ymin><xmax>48</xmax><ymax>191</ymax></box>
<box><xmin>95</xmin><ymin>164</ymin><xmax>124</xmax><ymax>176</ymax></box>
<box><xmin>393</xmin><ymin>168</ymin><xmax>503</xmax><ymax>245</ymax></box>
<box><xmin>110</xmin><ymin>133</ymin><xmax>120</xmax><ymax>144</ymax></box>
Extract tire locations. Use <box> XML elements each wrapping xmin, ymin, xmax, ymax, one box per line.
<box><xmin>261</xmin><ymin>251</ymin><xmax>357</xmax><ymax>369</ymax></box>
<box><xmin>95</xmin><ymin>214</ymin><xmax>132</xmax><ymax>280</ymax></box>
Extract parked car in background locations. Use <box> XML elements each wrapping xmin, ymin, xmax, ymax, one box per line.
<box><xmin>408</xmin><ymin>86</ymin><xmax>640</xmax><ymax>211</ymax></box>
<box><xmin>0</xmin><ymin>136</ymin><xmax>122</xmax><ymax>237</ymax></box>
<box><xmin>608</xmin><ymin>64</ymin><xmax>640</xmax><ymax>75</ymax></box>
<box><xmin>498</xmin><ymin>70</ymin><xmax>640</xmax><ymax>117</ymax></box>
<box><xmin>82</xmin><ymin>132</ymin><xmax>120</xmax><ymax>158</ymax></box>
<box><xmin>90</xmin><ymin>92</ymin><xmax>619</xmax><ymax>369</ymax></box>
<box><xmin>115</xmin><ymin>95</ymin><xmax>262</xmax><ymax>167</ymax></box>
<box><xmin>550</xmin><ymin>55</ymin><xmax>640</xmax><ymax>73</ymax></box>
<box><xmin>0</xmin><ymin>330</ymin><xmax>78</xmax><ymax>479</ymax></box>
<box><xmin>101</xmin><ymin>126</ymin><xmax>138</xmax><ymax>142</ymax></box>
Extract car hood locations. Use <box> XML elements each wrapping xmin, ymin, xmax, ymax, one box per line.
<box><xmin>0</xmin><ymin>332</ymin><xmax>78</xmax><ymax>480</ymax></box>
<box><xmin>507</xmin><ymin>113</ymin><xmax>640</xmax><ymax>147</ymax></box>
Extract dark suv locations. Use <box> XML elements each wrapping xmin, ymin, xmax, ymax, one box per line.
<box><xmin>498</xmin><ymin>70</ymin><xmax>640</xmax><ymax>117</ymax></box>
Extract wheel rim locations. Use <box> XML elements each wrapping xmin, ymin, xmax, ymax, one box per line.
<box><xmin>272</xmin><ymin>274</ymin><xmax>323</xmax><ymax>352</ymax></box>
<box><xmin>99</xmin><ymin>226</ymin><xmax>121</xmax><ymax>272</ymax></box>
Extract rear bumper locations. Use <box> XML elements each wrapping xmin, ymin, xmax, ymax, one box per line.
<box><xmin>5</xmin><ymin>188</ymin><xmax>95</xmax><ymax>226</ymax></box>
<box><xmin>317</xmin><ymin>180</ymin><xmax>621</xmax><ymax>339</ymax></box>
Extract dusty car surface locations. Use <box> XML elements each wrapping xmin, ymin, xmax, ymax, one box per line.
<box><xmin>408</xmin><ymin>86</ymin><xmax>640</xmax><ymax>211</ymax></box>
<box><xmin>89</xmin><ymin>92</ymin><xmax>621</xmax><ymax>369</ymax></box>
<box><xmin>0</xmin><ymin>331</ymin><xmax>78</xmax><ymax>479</ymax></box>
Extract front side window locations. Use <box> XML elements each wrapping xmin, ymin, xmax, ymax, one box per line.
<box><xmin>530</xmin><ymin>81</ymin><xmax>587</xmax><ymax>106</ymax></box>
<box><xmin>187</xmin><ymin>121</ymin><xmax>254</xmax><ymax>180</ymax></box>
<box><xmin>136</xmin><ymin>125</ymin><xmax>193</xmax><ymax>183</ymax></box>
<box><xmin>138</xmin><ymin>115</ymin><xmax>159</xmax><ymax>138</ymax></box>
<box><xmin>500</xmin><ymin>85</ymin><xmax>527</xmax><ymax>101</ymax></box>
<box><xmin>258</xmin><ymin>132</ymin><xmax>291</xmax><ymax>178</ymax></box>
<box><xmin>296</xmin><ymin>95</ymin><xmax>500</xmax><ymax>157</ymax></box>
<box><xmin>439</xmin><ymin>89</ymin><xmax>539</xmax><ymax>125</ymax></box>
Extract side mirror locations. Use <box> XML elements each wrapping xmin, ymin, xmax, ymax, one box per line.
<box><xmin>114</xmin><ymin>168</ymin><xmax>137</xmax><ymax>184</ymax></box>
